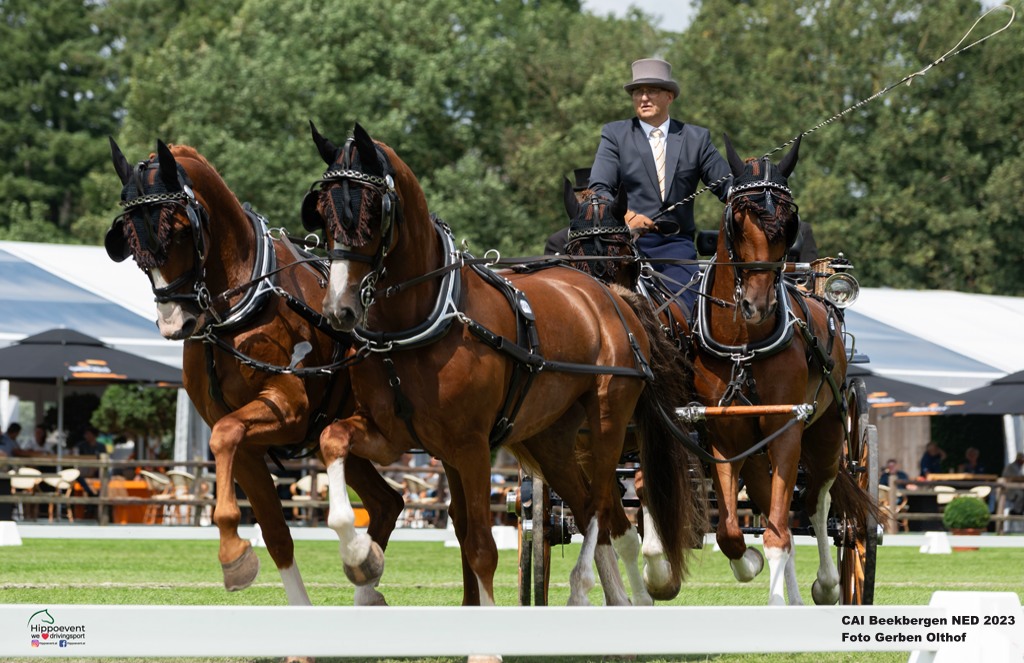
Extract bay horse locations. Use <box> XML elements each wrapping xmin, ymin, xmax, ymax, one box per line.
<box><xmin>689</xmin><ymin>135</ymin><xmax>873</xmax><ymax>605</ymax></box>
<box><xmin>302</xmin><ymin>123</ymin><xmax>705</xmax><ymax>606</ymax></box>
<box><xmin>106</xmin><ymin>139</ymin><xmax>404</xmax><ymax>606</ymax></box>
<box><xmin>559</xmin><ymin>183</ymin><xmax>698</xmax><ymax>599</ymax></box>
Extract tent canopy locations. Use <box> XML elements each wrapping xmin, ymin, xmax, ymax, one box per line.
<box><xmin>1</xmin><ymin>241</ymin><xmax>1024</xmax><ymax>395</ymax></box>
<box><xmin>944</xmin><ymin>369</ymin><xmax>1024</xmax><ymax>416</ymax></box>
<box><xmin>0</xmin><ymin>241</ymin><xmax>181</xmax><ymax>368</ymax></box>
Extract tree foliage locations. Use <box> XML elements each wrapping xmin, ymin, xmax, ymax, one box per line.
<box><xmin>2</xmin><ymin>0</ymin><xmax>1023</xmax><ymax>293</ymax></box>
<box><xmin>90</xmin><ymin>385</ymin><xmax>178</xmax><ymax>444</ymax></box>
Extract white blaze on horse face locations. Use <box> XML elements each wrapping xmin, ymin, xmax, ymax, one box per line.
<box><xmin>324</xmin><ymin>255</ymin><xmax>362</xmax><ymax>328</ymax></box>
<box><xmin>150</xmin><ymin>270</ymin><xmax>191</xmax><ymax>338</ymax></box>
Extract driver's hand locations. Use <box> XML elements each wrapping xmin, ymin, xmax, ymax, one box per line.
<box><xmin>626</xmin><ymin>211</ymin><xmax>655</xmax><ymax>237</ymax></box>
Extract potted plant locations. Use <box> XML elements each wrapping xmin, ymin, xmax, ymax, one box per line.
<box><xmin>942</xmin><ymin>495</ymin><xmax>990</xmax><ymax>550</ymax></box>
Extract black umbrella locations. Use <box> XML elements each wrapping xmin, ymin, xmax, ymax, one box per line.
<box><xmin>0</xmin><ymin>328</ymin><xmax>181</xmax><ymax>462</ymax></box>
<box><xmin>944</xmin><ymin>370</ymin><xmax>1024</xmax><ymax>415</ymax></box>
<box><xmin>848</xmin><ymin>364</ymin><xmax>957</xmax><ymax>411</ymax></box>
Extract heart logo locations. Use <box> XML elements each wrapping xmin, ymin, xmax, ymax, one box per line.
<box><xmin>42</xmin><ymin>633</ymin><xmax>49</xmax><ymax>639</ymax></box>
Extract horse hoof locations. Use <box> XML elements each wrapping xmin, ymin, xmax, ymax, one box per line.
<box><xmin>812</xmin><ymin>579</ymin><xmax>839</xmax><ymax>605</ymax></box>
<box><xmin>222</xmin><ymin>544</ymin><xmax>260</xmax><ymax>591</ymax></box>
<box><xmin>343</xmin><ymin>540</ymin><xmax>385</xmax><ymax>586</ymax></box>
<box><xmin>729</xmin><ymin>548</ymin><xmax>764</xmax><ymax>583</ymax></box>
<box><xmin>354</xmin><ymin>585</ymin><xmax>389</xmax><ymax>606</ymax></box>
<box><xmin>643</xmin><ymin>561</ymin><xmax>681</xmax><ymax>601</ymax></box>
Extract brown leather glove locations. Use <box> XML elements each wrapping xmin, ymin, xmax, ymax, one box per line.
<box><xmin>626</xmin><ymin>210</ymin><xmax>655</xmax><ymax>237</ymax></box>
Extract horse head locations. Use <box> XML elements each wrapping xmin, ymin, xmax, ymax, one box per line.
<box><xmin>720</xmin><ymin>134</ymin><xmax>801</xmax><ymax>324</ymax></box>
<box><xmin>303</xmin><ymin>122</ymin><xmax>403</xmax><ymax>332</ymax></box>
<box><xmin>108</xmin><ymin>138</ymin><xmax>220</xmax><ymax>339</ymax></box>
<box><xmin>562</xmin><ymin>184</ymin><xmax>638</xmax><ymax>287</ymax></box>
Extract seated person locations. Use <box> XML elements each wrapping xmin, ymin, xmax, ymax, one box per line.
<box><xmin>880</xmin><ymin>458</ymin><xmax>909</xmax><ymax>487</ymax></box>
<box><xmin>957</xmin><ymin>446</ymin><xmax>986</xmax><ymax>474</ymax></box>
<box><xmin>919</xmin><ymin>442</ymin><xmax>947</xmax><ymax>478</ymax></box>
<box><xmin>0</xmin><ymin>423</ymin><xmax>22</xmax><ymax>458</ymax></box>
<box><xmin>20</xmin><ymin>425</ymin><xmax>58</xmax><ymax>457</ymax></box>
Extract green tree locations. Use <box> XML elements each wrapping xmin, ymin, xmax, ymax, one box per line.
<box><xmin>0</xmin><ymin>0</ymin><xmax>122</xmax><ymax>239</ymax></box>
<box><xmin>91</xmin><ymin>385</ymin><xmax>178</xmax><ymax>449</ymax></box>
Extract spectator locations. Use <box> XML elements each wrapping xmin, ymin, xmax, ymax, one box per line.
<box><xmin>0</xmin><ymin>423</ymin><xmax>22</xmax><ymax>457</ymax></box>
<box><xmin>957</xmin><ymin>446</ymin><xmax>986</xmax><ymax>475</ymax></box>
<box><xmin>919</xmin><ymin>442</ymin><xmax>947</xmax><ymax>478</ymax></box>
<box><xmin>20</xmin><ymin>424</ymin><xmax>58</xmax><ymax>457</ymax></box>
<box><xmin>880</xmin><ymin>458</ymin><xmax>909</xmax><ymax>487</ymax></box>
<box><xmin>73</xmin><ymin>426</ymin><xmax>106</xmax><ymax>499</ymax></box>
<box><xmin>1002</xmin><ymin>453</ymin><xmax>1024</xmax><ymax>532</ymax></box>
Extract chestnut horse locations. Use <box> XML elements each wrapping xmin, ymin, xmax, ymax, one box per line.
<box><xmin>559</xmin><ymin>183</ymin><xmax>699</xmax><ymax>598</ymax></box>
<box><xmin>690</xmin><ymin>136</ymin><xmax>872</xmax><ymax>605</ymax></box>
<box><xmin>302</xmin><ymin>123</ymin><xmax>705</xmax><ymax>606</ymax></box>
<box><xmin>106</xmin><ymin>139</ymin><xmax>404</xmax><ymax>606</ymax></box>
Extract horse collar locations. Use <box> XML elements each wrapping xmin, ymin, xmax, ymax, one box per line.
<box><xmin>353</xmin><ymin>217</ymin><xmax>463</xmax><ymax>352</ymax></box>
<box><xmin>692</xmin><ymin>264</ymin><xmax>798</xmax><ymax>361</ymax></box>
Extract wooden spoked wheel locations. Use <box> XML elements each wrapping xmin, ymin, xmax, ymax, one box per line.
<box><xmin>837</xmin><ymin>376</ymin><xmax>879</xmax><ymax>605</ymax></box>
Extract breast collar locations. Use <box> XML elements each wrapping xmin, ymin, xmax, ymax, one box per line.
<box><xmin>194</xmin><ymin>206</ymin><xmax>278</xmax><ymax>337</ymax></box>
<box><xmin>352</xmin><ymin>216</ymin><xmax>462</xmax><ymax>351</ymax></box>
<box><xmin>691</xmin><ymin>263</ymin><xmax>798</xmax><ymax>360</ymax></box>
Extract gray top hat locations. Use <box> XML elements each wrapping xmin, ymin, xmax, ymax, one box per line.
<box><xmin>623</xmin><ymin>58</ymin><xmax>680</xmax><ymax>97</ymax></box>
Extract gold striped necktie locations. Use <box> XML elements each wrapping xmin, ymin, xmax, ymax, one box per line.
<box><xmin>651</xmin><ymin>128</ymin><xmax>666</xmax><ymax>199</ymax></box>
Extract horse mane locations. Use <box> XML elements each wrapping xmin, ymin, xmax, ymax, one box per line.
<box><xmin>376</xmin><ymin>141</ymin><xmax>429</xmax><ymax>219</ymax></box>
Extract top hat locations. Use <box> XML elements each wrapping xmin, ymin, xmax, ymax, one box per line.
<box><xmin>572</xmin><ymin>167</ymin><xmax>591</xmax><ymax>192</ymax></box>
<box><xmin>623</xmin><ymin>58</ymin><xmax>680</xmax><ymax>97</ymax></box>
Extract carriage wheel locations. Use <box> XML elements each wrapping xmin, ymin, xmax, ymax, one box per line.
<box><xmin>516</xmin><ymin>472</ymin><xmax>532</xmax><ymax>606</ymax></box>
<box><xmin>837</xmin><ymin>377</ymin><xmax>879</xmax><ymax>605</ymax></box>
<box><xmin>531</xmin><ymin>476</ymin><xmax>550</xmax><ymax>606</ymax></box>
<box><xmin>515</xmin><ymin>472</ymin><xmax>552</xmax><ymax>606</ymax></box>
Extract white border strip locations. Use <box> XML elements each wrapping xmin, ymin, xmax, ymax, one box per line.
<box><xmin>13</xmin><ymin>525</ymin><xmax>1024</xmax><ymax>548</ymax></box>
<box><xmin>4</xmin><ymin>601</ymin><xmax>1022</xmax><ymax>659</ymax></box>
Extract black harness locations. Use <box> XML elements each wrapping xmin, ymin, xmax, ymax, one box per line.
<box><xmin>305</xmin><ymin>144</ymin><xmax>654</xmax><ymax>450</ymax></box>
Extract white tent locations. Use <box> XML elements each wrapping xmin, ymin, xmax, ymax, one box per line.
<box><xmin>845</xmin><ymin>288</ymin><xmax>1024</xmax><ymax>394</ymax></box>
<box><xmin>0</xmin><ymin>240</ymin><xmax>202</xmax><ymax>460</ymax></box>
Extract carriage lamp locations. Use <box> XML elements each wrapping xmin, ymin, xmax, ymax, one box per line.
<box><xmin>823</xmin><ymin>272</ymin><xmax>860</xmax><ymax>308</ymax></box>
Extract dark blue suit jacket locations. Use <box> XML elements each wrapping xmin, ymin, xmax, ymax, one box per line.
<box><xmin>589</xmin><ymin>117</ymin><xmax>731</xmax><ymax>243</ymax></box>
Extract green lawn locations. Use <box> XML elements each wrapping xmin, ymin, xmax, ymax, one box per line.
<box><xmin>1</xmin><ymin>537</ymin><xmax>1021</xmax><ymax>663</ymax></box>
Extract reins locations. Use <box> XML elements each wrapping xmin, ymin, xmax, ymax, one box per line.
<box><xmin>650</xmin><ymin>4</ymin><xmax>1016</xmax><ymax>222</ymax></box>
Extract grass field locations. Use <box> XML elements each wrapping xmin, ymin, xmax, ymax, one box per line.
<box><xmin>1</xmin><ymin>536</ymin><xmax>1022</xmax><ymax>663</ymax></box>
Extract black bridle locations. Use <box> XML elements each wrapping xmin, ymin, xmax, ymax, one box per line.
<box><xmin>109</xmin><ymin>159</ymin><xmax>215</xmax><ymax>310</ymax></box>
<box><xmin>301</xmin><ymin>137</ymin><xmax>400</xmax><ymax>317</ymax></box>
<box><xmin>721</xmin><ymin>159</ymin><xmax>799</xmax><ymax>309</ymax></box>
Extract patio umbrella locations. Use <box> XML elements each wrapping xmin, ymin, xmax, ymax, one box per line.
<box><xmin>944</xmin><ymin>370</ymin><xmax>1024</xmax><ymax>415</ymax></box>
<box><xmin>0</xmin><ymin>328</ymin><xmax>182</xmax><ymax>463</ymax></box>
<box><xmin>847</xmin><ymin>364</ymin><xmax>958</xmax><ymax>411</ymax></box>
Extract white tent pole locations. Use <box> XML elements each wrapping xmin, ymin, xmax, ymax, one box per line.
<box><xmin>56</xmin><ymin>378</ymin><xmax>64</xmax><ymax>471</ymax></box>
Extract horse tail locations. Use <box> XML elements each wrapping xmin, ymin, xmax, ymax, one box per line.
<box><xmin>829</xmin><ymin>466</ymin><xmax>889</xmax><ymax>532</ymax></box>
<box><xmin>613</xmin><ymin>286</ymin><xmax>708</xmax><ymax>582</ymax></box>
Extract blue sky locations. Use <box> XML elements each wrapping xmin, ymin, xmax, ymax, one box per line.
<box><xmin>582</xmin><ymin>0</ymin><xmax>695</xmax><ymax>33</ymax></box>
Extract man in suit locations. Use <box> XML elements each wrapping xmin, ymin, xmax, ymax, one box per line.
<box><xmin>589</xmin><ymin>58</ymin><xmax>731</xmax><ymax>312</ymax></box>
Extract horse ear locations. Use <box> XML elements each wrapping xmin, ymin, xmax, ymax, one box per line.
<box><xmin>352</xmin><ymin>122</ymin><xmax>382</xmax><ymax>176</ymax></box>
<box><xmin>563</xmin><ymin>178</ymin><xmax>579</xmax><ymax>219</ymax></box>
<box><xmin>723</xmin><ymin>133</ymin><xmax>745</xmax><ymax>176</ymax></box>
<box><xmin>611</xmin><ymin>187</ymin><xmax>628</xmax><ymax>221</ymax></box>
<box><xmin>109</xmin><ymin>137</ymin><xmax>132</xmax><ymax>185</ymax></box>
<box><xmin>155</xmin><ymin>140</ymin><xmax>180</xmax><ymax>191</ymax></box>
<box><xmin>777</xmin><ymin>136</ymin><xmax>801</xmax><ymax>179</ymax></box>
<box><xmin>309</xmin><ymin>120</ymin><xmax>338</xmax><ymax>166</ymax></box>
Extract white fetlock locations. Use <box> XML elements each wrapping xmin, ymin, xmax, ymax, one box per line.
<box><xmin>729</xmin><ymin>547</ymin><xmax>765</xmax><ymax>583</ymax></box>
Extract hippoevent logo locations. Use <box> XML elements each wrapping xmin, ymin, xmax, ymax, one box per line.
<box><xmin>27</xmin><ymin>609</ymin><xmax>87</xmax><ymax>648</ymax></box>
